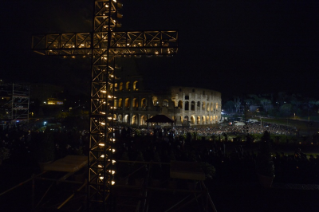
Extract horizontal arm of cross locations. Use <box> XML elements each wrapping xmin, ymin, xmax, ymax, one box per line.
<box><xmin>32</xmin><ymin>31</ymin><xmax>178</xmax><ymax>56</ymax></box>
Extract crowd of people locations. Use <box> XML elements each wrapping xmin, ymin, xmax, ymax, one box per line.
<box><xmin>0</xmin><ymin>124</ymin><xmax>86</xmax><ymax>166</ymax></box>
<box><xmin>125</xmin><ymin>121</ymin><xmax>297</xmax><ymax>140</ymax></box>
<box><xmin>1</xmin><ymin>121</ymin><xmax>318</xmax><ymax>185</ymax></box>
<box><xmin>174</xmin><ymin>122</ymin><xmax>297</xmax><ymax>137</ymax></box>
<box><xmin>115</xmin><ymin>126</ymin><xmax>319</xmax><ymax>185</ymax></box>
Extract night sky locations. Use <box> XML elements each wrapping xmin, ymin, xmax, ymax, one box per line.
<box><xmin>1</xmin><ymin>0</ymin><xmax>319</xmax><ymax>98</ymax></box>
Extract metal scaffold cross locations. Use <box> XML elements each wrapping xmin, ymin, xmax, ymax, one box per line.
<box><xmin>31</xmin><ymin>0</ymin><xmax>178</xmax><ymax>210</ymax></box>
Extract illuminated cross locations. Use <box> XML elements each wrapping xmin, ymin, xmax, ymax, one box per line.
<box><xmin>32</xmin><ymin>0</ymin><xmax>178</xmax><ymax>210</ymax></box>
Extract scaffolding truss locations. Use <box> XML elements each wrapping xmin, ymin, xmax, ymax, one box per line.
<box><xmin>0</xmin><ymin>83</ymin><xmax>30</xmax><ymax>124</ymax></box>
<box><xmin>32</xmin><ymin>31</ymin><xmax>178</xmax><ymax>56</ymax></box>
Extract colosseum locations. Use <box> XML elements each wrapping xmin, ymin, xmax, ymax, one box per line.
<box><xmin>114</xmin><ymin>59</ymin><xmax>222</xmax><ymax>126</ymax></box>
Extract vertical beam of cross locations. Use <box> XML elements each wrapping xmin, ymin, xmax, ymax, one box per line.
<box><xmin>87</xmin><ymin>1</ymin><xmax>122</xmax><ymax>209</ymax></box>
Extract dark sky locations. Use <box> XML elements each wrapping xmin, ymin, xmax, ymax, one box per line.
<box><xmin>1</xmin><ymin>0</ymin><xmax>319</xmax><ymax>98</ymax></box>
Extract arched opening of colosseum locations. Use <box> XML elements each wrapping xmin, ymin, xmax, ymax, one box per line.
<box><xmin>133</xmin><ymin>81</ymin><xmax>139</xmax><ymax>91</ymax></box>
<box><xmin>184</xmin><ymin>116</ymin><xmax>189</xmax><ymax>122</ymax></box>
<box><xmin>118</xmin><ymin>114</ymin><xmax>123</xmax><ymax>122</ymax></box>
<box><xmin>133</xmin><ymin>98</ymin><xmax>138</xmax><ymax>108</ymax></box>
<box><xmin>140</xmin><ymin>115</ymin><xmax>147</xmax><ymax>125</ymax></box>
<box><xmin>119</xmin><ymin>82</ymin><xmax>123</xmax><ymax>91</ymax></box>
<box><xmin>118</xmin><ymin>98</ymin><xmax>122</xmax><ymax>107</ymax></box>
<box><xmin>163</xmin><ymin>99</ymin><xmax>169</xmax><ymax>107</ymax></box>
<box><xmin>207</xmin><ymin>103</ymin><xmax>209</xmax><ymax>111</ymax></box>
<box><xmin>210</xmin><ymin>103</ymin><xmax>213</xmax><ymax>111</ymax></box>
<box><xmin>206</xmin><ymin>116</ymin><xmax>209</xmax><ymax>124</ymax></box>
<box><xmin>210</xmin><ymin>116</ymin><xmax>213</xmax><ymax>122</ymax></box>
<box><xmin>191</xmin><ymin>116</ymin><xmax>195</xmax><ymax>124</ymax></box>
<box><xmin>202</xmin><ymin>116</ymin><xmax>206</xmax><ymax>124</ymax></box>
<box><xmin>131</xmin><ymin>115</ymin><xmax>137</xmax><ymax>125</ymax></box>
<box><xmin>114</xmin><ymin>99</ymin><xmax>118</xmax><ymax>108</ymax></box>
<box><xmin>152</xmin><ymin>96</ymin><xmax>158</xmax><ymax>106</ymax></box>
<box><xmin>185</xmin><ymin>95</ymin><xmax>189</xmax><ymax>100</ymax></box>
<box><xmin>126</xmin><ymin>81</ymin><xmax>130</xmax><ymax>91</ymax></box>
<box><xmin>125</xmin><ymin>98</ymin><xmax>130</xmax><ymax>108</ymax></box>
<box><xmin>124</xmin><ymin>114</ymin><xmax>129</xmax><ymax>123</ymax></box>
<box><xmin>173</xmin><ymin>100</ymin><xmax>177</xmax><ymax>107</ymax></box>
<box><xmin>178</xmin><ymin>100</ymin><xmax>183</xmax><ymax>109</ymax></box>
<box><xmin>191</xmin><ymin>101</ymin><xmax>195</xmax><ymax>111</ymax></box>
<box><xmin>185</xmin><ymin>101</ymin><xmax>189</xmax><ymax>110</ymax></box>
<box><xmin>202</xmin><ymin>102</ymin><xmax>205</xmax><ymax>111</ymax></box>
<box><xmin>216</xmin><ymin>103</ymin><xmax>218</xmax><ymax>109</ymax></box>
<box><xmin>197</xmin><ymin>116</ymin><xmax>200</xmax><ymax>124</ymax></box>
<box><xmin>141</xmin><ymin>98</ymin><xmax>147</xmax><ymax>107</ymax></box>
<box><xmin>197</xmin><ymin>101</ymin><xmax>200</xmax><ymax>111</ymax></box>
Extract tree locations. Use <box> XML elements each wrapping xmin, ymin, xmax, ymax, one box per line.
<box><xmin>223</xmin><ymin>100</ymin><xmax>235</xmax><ymax>113</ymax></box>
<box><xmin>244</xmin><ymin>98</ymin><xmax>254</xmax><ymax>107</ymax></box>
<box><xmin>290</xmin><ymin>94</ymin><xmax>302</xmax><ymax>115</ymax></box>
<box><xmin>304</xmin><ymin>98</ymin><xmax>316</xmax><ymax>115</ymax></box>
<box><xmin>290</xmin><ymin>94</ymin><xmax>302</xmax><ymax>108</ymax></box>
<box><xmin>277</xmin><ymin>92</ymin><xmax>288</xmax><ymax>106</ymax></box>
<box><xmin>260</xmin><ymin>98</ymin><xmax>273</xmax><ymax>112</ymax></box>
<box><xmin>280</xmin><ymin>104</ymin><xmax>292</xmax><ymax>116</ymax></box>
<box><xmin>234</xmin><ymin>97</ymin><xmax>241</xmax><ymax>113</ymax></box>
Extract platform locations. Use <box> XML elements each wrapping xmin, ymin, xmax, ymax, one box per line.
<box><xmin>170</xmin><ymin>161</ymin><xmax>205</xmax><ymax>181</ymax></box>
<box><xmin>43</xmin><ymin>155</ymin><xmax>88</xmax><ymax>173</ymax></box>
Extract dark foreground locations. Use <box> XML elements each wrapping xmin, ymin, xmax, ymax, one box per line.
<box><xmin>210</xmin><ymin>182</ymin><xmax>319</xmax><ymax>212</ymax></box>
<box><xmin>1</xmin><ymin>162</ymin><xmax>319</xmax><ymax>212</ymax></box>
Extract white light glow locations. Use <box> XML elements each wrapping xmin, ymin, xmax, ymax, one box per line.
<box><xmin>108</xmin><ymin>159</ymin><xmax>116</xmax><ymax>164</ymax></box>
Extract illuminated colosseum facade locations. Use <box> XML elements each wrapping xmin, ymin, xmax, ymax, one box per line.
<box><xmin>114</xmin><ymin>83</ymin><xmax>221</xmax><ymax>126</ymax></box>
<box><xmin>113</xmin><ymin>59</ymin><xmax>221</xmax><ymax>126</ymax></box>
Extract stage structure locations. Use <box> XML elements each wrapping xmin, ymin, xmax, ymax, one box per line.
<box><xmin>31</xmin><ymin>0</ymin><xmax>178</xmax><ymax>210</ymax></box>
<box><xmin>0</xmin><ymin>83</ymin><xmax>30</xmax><ymax>124</ymax></box>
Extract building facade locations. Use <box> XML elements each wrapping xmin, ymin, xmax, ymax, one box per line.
<box><xmin>114</xmin><ymin>80</ymin><xmax>221</xmax><ymax>126</ymax></box>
